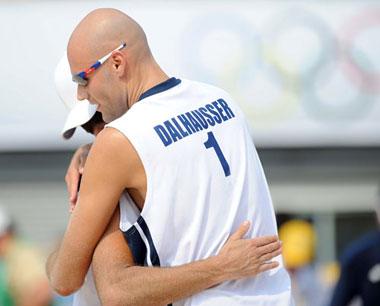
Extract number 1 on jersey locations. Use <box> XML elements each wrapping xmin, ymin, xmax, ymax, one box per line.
<box><xmin>204</xmin><ymin>132</ymin><xmax>231</xmax><ymax>177</ymax></box>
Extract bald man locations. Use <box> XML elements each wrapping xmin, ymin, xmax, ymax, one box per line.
<box><xmin>47</xmin><ymin>8</ymin><xmax>292</xmax><ymax>306</ymax></box>
<box><xmin>55</xmin><ymin>53</ymin><xmax>282</xmax><ymax>306</ymax></box>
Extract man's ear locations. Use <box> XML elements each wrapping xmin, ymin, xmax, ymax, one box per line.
<box><xmin>111</xmin><ymin>52</ymin><xmax>126</xmax><ymax>77</ymax></box>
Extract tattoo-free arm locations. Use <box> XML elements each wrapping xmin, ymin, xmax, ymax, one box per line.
<box><xmin>46</xmin><ymin>129</ymin><xmax>129</xmax><ymax>294</ymax></box>
<box><xmin>92</xmin><ymin>214</ymin><xmax>281</xmax><ymax>306</ymax></box>
<box><xmin>47</xmin><ymin>128</ymin><xmax>281</xmax><ymax>300</ymax></box>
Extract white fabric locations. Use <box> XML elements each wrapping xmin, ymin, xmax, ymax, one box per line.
<box><xmin>72</xmin><ymin>268</ymin><xmax>100</xmax><ymax>306</ymax></box>
<box><xmin>107</xmin><ymin>79</ymin><xmax>293</xmax><ymax>306</ymax></box>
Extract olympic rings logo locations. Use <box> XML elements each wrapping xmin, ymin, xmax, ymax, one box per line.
<box><xmin>181</xmin><ymin>7</ymin><xmax>380</xmax><ymax>123</ymax></box>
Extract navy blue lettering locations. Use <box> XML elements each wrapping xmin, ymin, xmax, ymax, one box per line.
<box><xmin>154</xmin><ymin>99</ymin><xmax>237</xmax><ymax>147</ymax></box>
<box><xmin>178</xmin><ymin>114</ymin><xmax>195</xmax><ymax>135</ymax></box>
<box><xmin>205</xmin><ymin>104</ymin><xmax>222</xmax><ymax>124</ymax></box>
<box><xmin>171</xmin><ymin>118</ymin><xmax>189</xmax><ymax>138</ymax></box>
<box><xmin>212</xmin><ymin>101</ymin><xmax>229</xmax><ymax>121</ymax></box>
<box><xmin>154</xmin><ymin>125</ymin><xmax>172</xmax><ymax>147</ymax></box>
<box><xmin>199</xmin><ymin>107</ymin><xmax>215</xmax><ymax>126</ymax></box>
<box><xmin>164</xmin><ymin>120</ymin><xmax>182</xmax><ymax>142</ymax></box>
<box><xmin>217</xmin><ymin>99</ymin><xmax>235</xmax><ymax>119</ymax></box>
<box><xmin>185</xmin><ymin>112</ymin><xmax>203</xmax><ymax>132</ymax></box>
<box><xmin>192</xmin><ymin>110</ymin><xmax>208</xmax><ymax>129</ymax></box>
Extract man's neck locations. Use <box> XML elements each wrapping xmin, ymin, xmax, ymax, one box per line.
<box><xmin>126</xmin><ymin>62</ymin><xmax>169</xmax><ymax>109</ymax></box>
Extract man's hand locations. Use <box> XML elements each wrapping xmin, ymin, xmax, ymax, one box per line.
<box><xmin>216</xmin><ymin>221</ymin><xmax>282</xmax><ymax>281</ymax></box>
<box><xmin>91</xmin><ymin>220</ymin><xmax>282</xmax><ymax>306</ymax></box>
<box><xmin>65</xmin><ymin>143</ymin><xmax>92</xmax><ymax>212</ymax></box>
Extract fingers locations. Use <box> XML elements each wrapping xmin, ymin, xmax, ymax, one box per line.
<box><xmin>79</xmin><ymin>153</ymin><xmax>86</xmax><ymax>174</ymax></box>
<box><xmin>259</xmin><ymin>248</ymin><xmax>282</xmax><ymax>262</ymax></box>
<box><xmin>251</xmin><ymin>235</ymin><xmax>278</xmax><ymax>247</ymax></box>
<box><xmin>68</xmin><ymin>174</ymin><xmax>81</xmax><ymax>213</ymax></box>
<box><xmin>69</xmin><ymin>203</ymin><xmax>75</xmax><ymax>214</ymax></box>
<box><xmin>258</xmin><ymin>261</ymin><xmax>279</xmax><ymax>273</ymax></box>
<box><xmin>228</xmin><ymin>221</ymin><xmax>251</xmax><ymax>241</ymax></box>
<box><xmin>69</xmin><ymin>174</ymin><xmax>79</xmax><ymax>201</ymax></box>
<box><xmin>65</xmin><ymin>144</ymin><xmax>92</xmax><ymax>213</ymax></box>
<box><xmin>66</xmin><ymin>169</ymin><xmax>80</xmax><ymax>210</ymax></box>
<box><xmin>257</xmin><ymin>240</ymin><xmax>282</xmax><ymax>256</ymax></box>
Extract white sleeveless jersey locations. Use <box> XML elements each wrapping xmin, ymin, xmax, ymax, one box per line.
<box><xmin>107</xmin><ymin>78</ymin><xmax>293</xmax><ymax>306</ymax></box>
<box><xmin>72</xmin><ymin>268</ymin><xmax>99</xmax><ymax>306</ymax></box>
<box><xmin>72</xmin><ymin>193</ymin><xmax>140</xmax><ymax>306</ymax></box>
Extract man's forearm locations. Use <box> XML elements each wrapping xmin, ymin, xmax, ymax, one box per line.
<box><xmin>92</xmin><ymin>214</ymin><xmax>228</xmax><ymax>306</ymax></box>
<box><xmin>93</xmin><ymin>214</ymin><xmax>280</xmax><ymax>306</ymax></box>
<box><xmin>46</xmin><ymin>247</ymin><xmax>82</xmax><ymax>296</ymax></box>
<box><xmin>95</xmin><ymin>254</ymin><xmax>226</xmax><ymax>306</ymax></box>
<box><xmin>45</xmin><ymin>216</ymin><xmax>95</xmax><ymax>297</ymax></box>
<box><xmin>130</xmin><ymin>258</ymin><xmax>224</xmax><ymax>301</ymax></box>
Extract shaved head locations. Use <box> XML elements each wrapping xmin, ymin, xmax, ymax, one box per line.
<box><xmin>68</xmin><ymin>8</ymin><xmax>151</xmax><ymax>68</ymax></box>
<box><xmin>67</xmin><ymin>8</ymin><xmax>168</xmax><ymax>123</ymax></box>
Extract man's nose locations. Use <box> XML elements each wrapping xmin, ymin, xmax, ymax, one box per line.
<box><xmin>77</xmin><ymin>85</ymin><xmax>88</xmax><ymax>101</ymax></box>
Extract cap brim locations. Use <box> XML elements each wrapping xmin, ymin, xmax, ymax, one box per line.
<box><xmin>61</xmin><ymin>101</ymin><xmax>97</xmax><ymax>139</ymax></box>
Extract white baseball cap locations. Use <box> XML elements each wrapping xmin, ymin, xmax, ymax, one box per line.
<box><xmin>54</xmin><ymin>53</ymin><xmax>97</xmax><ymax>139</ymax></box>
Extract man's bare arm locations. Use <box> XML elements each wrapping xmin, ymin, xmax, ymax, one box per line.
<box><xmin>47</xmin><ymin>129</ymin><xmax>130</xmax><ymax>293</ymax></box>
<box><xmin>46</xmin><ymin>128</ymin><xmax>281</xmax><ymax>299</ymax></box>
<box><xmin>93</xmin><ymin>208</ymin><xmax>281</xmax><ymax>306</ymax></box>
<box><xmin>64</xmin><ymin>143</ymin><xmax>92</xmax><ymax>211</ymax></box>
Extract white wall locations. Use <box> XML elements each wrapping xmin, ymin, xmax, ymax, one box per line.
<box><xmin>0</xmin><ymin>0</ymin><xmax>380</xmax><ymax>151</ymax></box>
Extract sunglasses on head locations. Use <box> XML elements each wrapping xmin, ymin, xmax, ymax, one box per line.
<box><xmin>72</xmin><ymin>42</ymin><xmax>127</xmax><ymax>86</ymax></box>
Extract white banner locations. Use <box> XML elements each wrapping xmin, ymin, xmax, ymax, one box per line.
<box><xmin>0</xmin><ymin>0</ymin><xmax>379</xmax><ymax>151</ymax></box>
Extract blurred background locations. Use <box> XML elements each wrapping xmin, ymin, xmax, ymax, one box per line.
<box><xmin>0</xmin><ymin>0</ymin><xmax>379</xmax><ymax>305</ymax></box>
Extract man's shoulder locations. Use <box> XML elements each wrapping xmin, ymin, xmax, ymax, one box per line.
<box><xmin>87</xmin><ymin>127</ymin><xmax>140</xmax><ymax>186</ymax></box>
<box><xmin>91</xmin><ymin>127</ymin><xmax>135</xmax><ymax>160</ymax></box>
